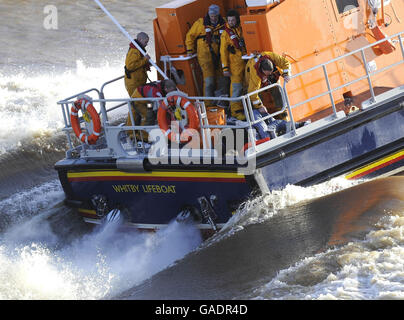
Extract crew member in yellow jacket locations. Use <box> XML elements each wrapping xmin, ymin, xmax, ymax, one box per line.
<box><xmin>124</xmin><ymin>32</ymin><xmax>151</xmax><ymax>97</ymax></box>
<box><xmin>126</xmin><ymin>79</ymin><xmax>177</xmax><ymax>144</ymax></box>
<box><xmin>220</xmin><ymin>9</ymin><xmax>246</xmax><ymax>119</ymax></box>
<box><xmin>243</xmin><ymin>52</ymin><xmax>291</xmax><ymax>121</ymax></box>
<box><xmin>185</xmin><ymin>5</ymin><xmax>226</xmax><ymax>105</ymax></box>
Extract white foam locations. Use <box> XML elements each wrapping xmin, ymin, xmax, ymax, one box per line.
<box><xmin>248</xmin><ymin>212</ymin><xmax>404</xmax><ymax>300</ymax></box>
<box><xmin>217</xmin><ymin>177</ymin><xmax>360</xmax><ymax>239</ymax></box>
<box><xmin>0</xmin><ymin>172</ymin><xmax>202</xmax><ymax>299</ymax></box>
<box><xmin>0</xmin><ymin>180</ymin><xmax>64</xmax><ymax>228</ymax></box>
<box><xmin>0</xmin><ymin>60</ymin><xmax>133</xmax><ymax>154</ymax></box>
<box><xmin>0</xmin><ymin>212</ymin><xmax>202</xmax><ymax>299</ymax></box>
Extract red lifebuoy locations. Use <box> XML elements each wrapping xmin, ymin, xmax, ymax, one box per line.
<box><xmin>157</xmin><ymin>95</ymin><xmax>200</xmax><ymax>143</ymax></box>
<box><xmin>70</xmin><ymin>98</ymin><xmax>101</xmax><ymax>145</ymax></box>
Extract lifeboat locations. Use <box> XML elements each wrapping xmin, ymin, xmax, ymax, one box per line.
<box><xmin>54</xmin><ymin>0</ymin><xmax>404</xmax><ymax>237</ymax></box>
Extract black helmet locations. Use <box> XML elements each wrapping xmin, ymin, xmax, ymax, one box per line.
<box><xmin>226</xmin><ymin>9</ymin><xmax>240</xmax><ymax>26</ymax></box>
<box><xmin>260</xmin><ymin>59</ymin><xmax>274</xmax><ymax>73</ymax></box>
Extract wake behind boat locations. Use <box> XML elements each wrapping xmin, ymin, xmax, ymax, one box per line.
<box><xmin>55</xmin><ymin>0</ymin><xmax>404</xmax><ymax>237</ymax></box>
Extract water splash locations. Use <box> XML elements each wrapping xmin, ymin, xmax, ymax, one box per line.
<box><xmin>0</xmin><ymin>60</ymin><xmax>128</xmax><ymax>154</ymax></box>
<box><xmin>0</xmin><ymin>177</ymin><xmax>202</xmax><ymax>300</ymax></box>
<box><xmin>247</xmin><ymin>208</ymin><xmax>404</xmax><ymax>300</ymax></box>
<box><xmin>213</xmin><ymin>177</ymin><xmax>361</xmax><ymax>244</ymax></box>
<box><xmin>0</xmin><ymin>180</ymin><xmax>64</xmax><ymax>231</ymax></box>
<box><xmin>0</xmin><ymin>215</ymin><xmax>202</xmax><ymax>300</ymax></box>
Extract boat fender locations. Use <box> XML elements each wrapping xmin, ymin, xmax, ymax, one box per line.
<box><xmin>70</xmin><ymin>97</ymin><xmax>102</xmax><ymax>145</ymax></box>
<box><xmin>157</xmin><ymin>95</ymin><xmax>200</xmax><ymax>143</ymax></box>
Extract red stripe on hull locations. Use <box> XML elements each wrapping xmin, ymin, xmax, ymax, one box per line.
<box><xmin>350</xmin><ymin>154</ymin><xmax>404</xmax><ymax>180</ymax></box>
<box><xmin>68</xmin><ymin>176</ymin><xmax>246</xmax><ymax>183</ymax></box>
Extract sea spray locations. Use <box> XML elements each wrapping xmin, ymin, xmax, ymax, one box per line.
<box><xmin>212</xmin><ymin>177</ymin><xmax>361</xmax><ymax>244</ymax></box>
<box><xmin>0</xmin><ymin>60</ymin><xmax>129</xmax><ymax>154</ymax></box>
<box><xmin>0</xmin><ymin>180</ymin><xmax>64</xmax><ymax>231</ymax></box>
<box><xmin>0</xmin><ymin>206</ymin><xmax>202</xmax><ymax>299</ymax></box>
<box><xmin>246</xmin><ymin>207</ymin><xmax>404</xmax><ymax>300</ymax></box>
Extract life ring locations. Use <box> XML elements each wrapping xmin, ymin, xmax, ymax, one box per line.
<box><xmin>157</xmin><ymin>94</ymin><xmax>200</xmax><ymax>143</ymax></box>
<box><xmin>70</xmin><ymin>97</ymin><xmax>101</xmax><ymax>145</ymax></box>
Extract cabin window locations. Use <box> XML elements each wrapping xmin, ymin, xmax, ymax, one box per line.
<box><xmin>335</xmin><ymin>0</ymin><xmax>359</xmax><ymax>14</ymax></box>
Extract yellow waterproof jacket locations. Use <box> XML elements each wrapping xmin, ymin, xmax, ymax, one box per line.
<box><xmin>245</xmin><ymin>51</ymin><xmax>291</xmax><ymax>109</ymax></box>
<box><xmin>185</xmin><ymin>16</ymin><xmax>225</xmax><ymax>72</ymax></box>
<box><xmin>220</xmin><ymin>23</ymin><xmax>246</xmax><ymax>83</ymax></box>
<box><xmin>124</xmin><ymin>46</ymin><xmax>149</xmax><ymax>96</ymax></box>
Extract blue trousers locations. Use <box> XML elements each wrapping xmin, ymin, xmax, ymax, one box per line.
<box><xmin>252</xmin><ymin>109</ymin><xmax>289</xmax><ymax>140</ymax></box>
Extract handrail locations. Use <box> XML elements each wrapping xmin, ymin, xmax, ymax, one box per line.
<box><xmin>58</xmin><ymin>94</ymin><xmax>255</xmax><ymax>159</ymax></box>
<box><xmin>99</xmin><ymin>75</ymin><xmax>125</xmax><ymax>122</ymax></box>
<box><xmin>100</xmin><ymin>75</ymin><xmax>124</xmax><ymax>93</ymax></box>
<box><xmin>283</xmin><ymin>29</ymin><xmax>404</xmax><ymax>116</ymax></box>
<box><xmin>160</xmin><ymin>54</ymin><xmax>197</xmax><ymax>62</ymax></box>
<box><xmin>245</xmin><ymin>82</ymin><xmax>288</xmax><ymax>123</ymax></box>
<box><xmin>57</xmin><ymin>94</ymin><xmax>252</xmax><ymax>134</ymax></box>
<box><xmin>292</xmin><ymin>29</ymin><xmax>404</xmax><ymax>80</ymax></box>
<box><xmin>58</xmin><ymin>28</ymin><xmax>404</xmax><ymax>159</ymax></box>
<box><xmin>160</xmin><ymin>54</ymin><xmax>197</xmax><ymax>81</ymax></box>
<box><xmin>57</xmin><ymin>88</ymin><xmax>100</xmax><ymax>105</ymax></box>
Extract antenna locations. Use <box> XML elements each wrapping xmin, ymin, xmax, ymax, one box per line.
<box><xmin>93</xmin><ymin>0</ymin><xmax>168</xmax><ymax>79</ymax></box>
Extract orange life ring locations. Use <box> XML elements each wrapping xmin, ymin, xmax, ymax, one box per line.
<box><xmin>70</xmin><ymin>98</ymin><xmax>101</xmax><ymax>145</ymax></box>
<box><xmin>370</xmin><ymin>26</ymin><xmax>395</xmax><ymax>55</ymax></box>
<box><xmin>157</xmin><ymin>95</ymin><xmax>200</xmax><ymax>143</ymax></box>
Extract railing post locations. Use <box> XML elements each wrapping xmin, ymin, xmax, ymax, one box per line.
<box><xmin>399</xmin><ymin>34</ymin><xmax>404</xmax><ymax>59</ymax></box>
<box><xmin>62</xmin><ymin>103</ymin><xmax>70</xmax><ymax>127</ymax></box>
<box><xmin>98</xmin><ymin>91</ymin><xmax>109</xmax><ymax>124</ymax></box>
<box><xmin>62</xmin><ymin>103</ymin><xmax>74</xmax><ymax>150</ymax></box>
<box><xmin>127</xmin><ymin>100</ymin><xmax>137</xmax><ymax>146</ymax></box>
<box><xmin>283</xmin><ymin>82</ymin><xmax>297</xmax><ymax>136</ymax></box>
<box><xmin>360</xmin><ymin>49</ymin><xmax>376</xmax><ymax>103</ymax></box>
<box><xmin>243</xmin><ymin>97</ymin><xmax>257</xmax><ymax>153</ymax></box>
<box><xmin>198</xmin><ymin>100</ymin><xmax>211</xmax><ymax>150</ymax></box>
<box><xmin>322</xmin><ymin>65</ymin><xmax>338</xmax><ymax>117</ymax></box>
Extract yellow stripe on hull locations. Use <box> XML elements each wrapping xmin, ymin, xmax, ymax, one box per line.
<box><xmin>67</xmin><ymin>170</ymin><xmax>244</xmax><ymax>179</ymax></box>
<box><xmin>345</xmin><ymin>150</ymin><xmax>404</xmax><ymax>180</ymax></box>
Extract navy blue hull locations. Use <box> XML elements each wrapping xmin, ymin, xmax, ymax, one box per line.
<box><xmin>57</xmin><ymin>166</ymin><xmax>255</xmax><ymax>227</ymax></box>
<box><xmin>256</xmin><ymin>95</ymin><xmax>404</xmax><ymax>190</ymax></box>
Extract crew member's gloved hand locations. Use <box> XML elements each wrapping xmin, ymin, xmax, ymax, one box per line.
<box><xmin>283</xmin><ymin>75</ymin><xmax>291</xmax><ymax>83</ymax></box>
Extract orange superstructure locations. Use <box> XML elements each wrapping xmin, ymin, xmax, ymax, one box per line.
<box><xmin>154</xmin><ymin>0</ymin><xmax>404</xmax><ymax>120</ymax></box>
